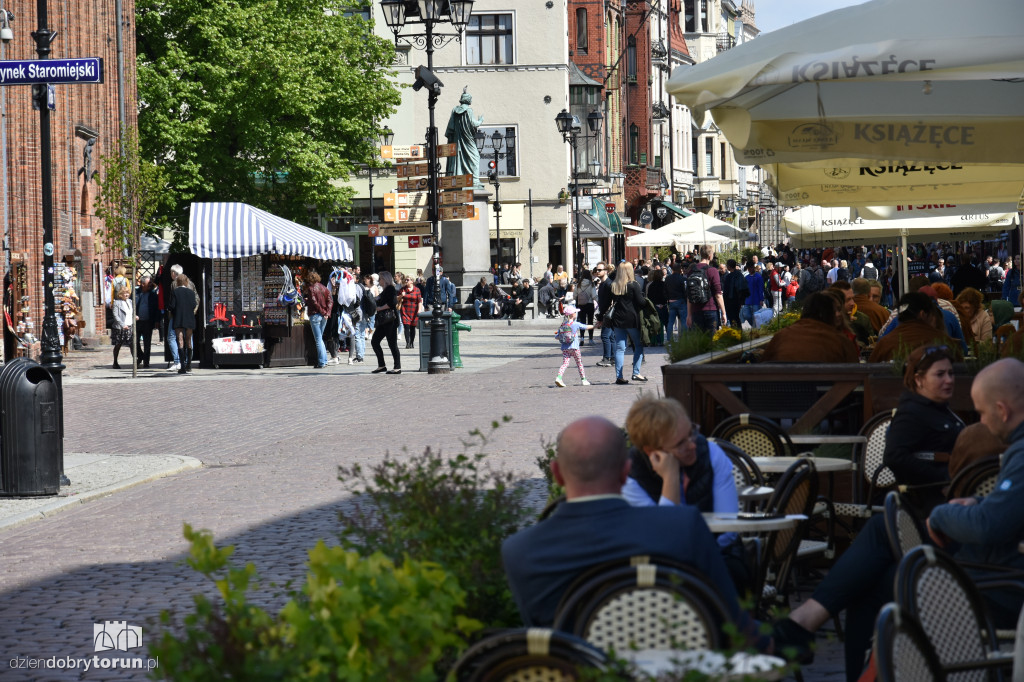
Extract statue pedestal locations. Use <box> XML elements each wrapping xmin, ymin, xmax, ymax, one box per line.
<box><xmin>440</xmin><ymin>187</ymin><xmax>492</xmax><ymax>287</ymax></box>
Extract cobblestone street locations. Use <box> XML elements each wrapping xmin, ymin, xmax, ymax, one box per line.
<box><xmin>0</xmin><ymin>325</ymin><xmax>842</xmax><ymax>680</ymax></box>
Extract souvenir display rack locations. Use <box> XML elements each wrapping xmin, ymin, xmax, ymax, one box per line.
<box><xmin>206</xmin><ymin>256</ymin><xmax>266</xmax><ymax>368</ymax></box>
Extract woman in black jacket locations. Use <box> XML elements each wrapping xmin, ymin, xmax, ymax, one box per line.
<box><xmin>598</xmin><ymin>261</ymin><xmax>647</xmax><ymax>385</ymax></box>
<box><xmin>370</xmin><ymin>271</ymin><xmax>402</xmax><ymax>374</ymax></box>
<box><xmin>171</xmin><ymin>274</ymin><xmax>197</xmax><ymax>375</ymax></box>
<box><xmin>883</xmin><ymin>344</ymin><xmax>964</xmax><ymax>513</ymax></box>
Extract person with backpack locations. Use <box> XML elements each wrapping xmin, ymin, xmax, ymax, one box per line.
<box><xmin>798</xmin><ymin>257</ymin><xmax>826</xmax><ymax>303</ymax></box>
<box><xmin>722</xmin><ymin>259</ymin><xmax>748</xmax><ymax>330</ymax></box>
<box><xmin>553</xmin><ymin>304</ymin><xmax>594</xmax><ymax>387</ymax></box>
<box><xmin>685</xmin><ymin>245</ymin><xmax>727</xmax><ymax>333</ymax></box>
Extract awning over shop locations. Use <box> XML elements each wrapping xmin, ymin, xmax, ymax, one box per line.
<box><xmin>189</xmin><ymin>202</ymin><xmax>353</xmax><ymax>261</ymax></box>
<box><xmin>588</xmin><ymin>200</ymin><xmax>623</xmax><ymax>233</ymax></box>
<box><xmin>575</xmin><ymin>212</ymin><xmax>613</xmax><ymax>238</ymax></box>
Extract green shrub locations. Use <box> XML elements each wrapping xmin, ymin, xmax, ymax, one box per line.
<box><xmin>666</xmin><ymin>329</ymin><xmax>714</xmax><ymax>362</ymax></box>
<box><xmin>150</xmin><ymin>525</ymin><xmax>475</xmax><ymax>681</ymax></box>
<box><xmin>337</xmin><ymin>418</ymin><xmax>533</xmax><ymax>628</ymax></box>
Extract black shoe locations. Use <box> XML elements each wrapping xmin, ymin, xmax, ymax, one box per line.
<box><xmin>178</xmin><ymin>368</ymin><xmax>187</xmax><ymax>375</ymax></box>
<box><xmin>772</xmin><ymin>618</ymin><xmax>815</xmax><ymax>665</ymax></box>
<box><xmin>631</xmin><ymin>375</ymin><xmax>648</xmax><ymax>382</ymax></box>
<box><xmin>387</xmin><ymin>369</ymin><xmax>402</xmax><ymax>374</ymax></box>
<box><xmin>615</xmin><ymin>378</ymin><xmax>630</xmax><ymax>385</ymax></box>
<box><xmin>142</xmin><ymin>363</ymin><xmax>150</xmax><ymax>368</ymax></box>
<box><xmin>371</xmin><ymin>366</ymin><xmax>387</xmax><ymax>374</ymax></box>
<box><xmin>112</xmin><ymin>362</ymin><xmax>121</xmax><ymax>369</ymax></box>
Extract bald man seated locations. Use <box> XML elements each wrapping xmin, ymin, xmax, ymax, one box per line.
<box><xmin>500</xmin><ymin>416</ymin><xmax>771</xmax><ymax>652</ymax></box>
<box><xmin>775</xmin><ymin>358</ymin><xmax>1024</xmax><ymax>681</ymax></box>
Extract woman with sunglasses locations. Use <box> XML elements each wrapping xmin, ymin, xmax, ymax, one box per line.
<box><xmin>883</xmin><ymin>343</ymin><xmax>964</xmax><ymax>514</ymax></box>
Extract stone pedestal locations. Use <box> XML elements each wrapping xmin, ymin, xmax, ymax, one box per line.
<box><xmin>440</xmin><ymin>187</ymin><xmax>492</xmax><ymax>287</ymax></box>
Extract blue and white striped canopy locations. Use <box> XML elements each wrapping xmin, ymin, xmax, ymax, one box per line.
<box><xmin>189</xmin><ymin>202</ymin><xmax>353</xmax><ymax>261</ymax></box>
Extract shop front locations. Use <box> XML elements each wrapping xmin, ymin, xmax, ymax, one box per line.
<box><xmin>189</xmin><ymin>202</ymin><xmax>353</xmax><ymax>369</ymax></box>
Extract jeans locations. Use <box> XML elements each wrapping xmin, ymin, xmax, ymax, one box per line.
<box><xmin>693</xmin><ymin>310</ymin><xmax>721</xmax><ymax>334</ymax></box>
<box><xmin>167</xmin><ymin>318</ymin><xmax>179</xmax><ymax>364</ymax></box>
<box><xmin>473</xmin><ymin>299</ymin><xmax>489</xmax><ymax>319</ymax></box>
<box><xmin>613</xmin><ymin>327</ymin><xmax>644</xmax><ymax>379</ymax></box>
<box><xmin>740</xmin><ymin>304</ymin><xmax>758</xmax><ymax>327</ymax></box>
<box><xmin>601</xmin><ymin>324</ymin><xmax>615</xmax><ymax>360</ymax></box>
<box><xmin>309</xmin><ymin>313</ymin><xmax>328</xmax><ymax>367</ymax></box>
<box><xmin>666</xmin><ymin>300</ymin><xmax>687</xmax><ymax>340</ymax></box>
<box><xmin>354</xmin><ymin>315</ymin><xmax>370</xmax><ymax>359</ymax></box>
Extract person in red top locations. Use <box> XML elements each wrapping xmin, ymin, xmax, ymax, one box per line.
<box><xmin>305</xmin><ymin>271</ymin><xmax>333</xmax><ymax>369</ymax></box>
<box><xmin>399</xmin><ymin>276</ymin><xmax>423</xmax><ymax>349</ymax></box>
<box><xmin>769</xmin><ymin>263</ymin><xmax>786</xmax><ymax>315</ymax></box>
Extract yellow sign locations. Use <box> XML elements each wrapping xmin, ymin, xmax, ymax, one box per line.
<box><xmin>380</xmin><ymin>145</ymin><xmax>424</xmax><ymax>159</ymax></box>
<box><xmin>378</xmin><ymin>222</ymin><xmax>432</xmax><ymax>236</ymax></box>
<box><xmin>439</xmin><ymin>174</ymin><xmax>474</xmax><ymax>189</ymax></box>
<box><xmin>384</xmin><ymin>207</ymin><xmax>429</xmax><ymax>223</ymax></box>
<box><xmin>384</xmin><ymin>192</ymin><xmax>429</xmax><ymax>207</ymax></box>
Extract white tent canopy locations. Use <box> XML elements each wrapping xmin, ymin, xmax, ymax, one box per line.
<box><xmin>189</xmin><ymin>202</ymin><xmax>353</xmax><ymax>261</ymax></box>
<box><xmin>626</xmin><ymin>219</ymin><xmax>733</xmax><ymax>248</ymax></box>
<box><xmin>782</xmin><ymin>205</ymin><xmax>1018</xmax><ymax>248</ymax></box>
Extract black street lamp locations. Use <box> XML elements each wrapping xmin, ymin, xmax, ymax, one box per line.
<box><xmin>474</xmin><ymin>128</ymin><xmax>515</xmax><ymax>268</ymax></box>
<box><xmin>380</xmin><ymin>0</ymin><xmax>473</xmax><ymax>375</ymax></box>
<box><xmin>367</xmin><ymin>124</ymin><xmax>394</xmax><ymax>272</ymax></box>
<box><xmin>555</xmin><ymin>107</ymin><xmax>602</xmax><ymax>275</ymax></box>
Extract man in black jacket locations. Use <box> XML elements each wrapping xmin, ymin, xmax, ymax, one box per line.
<box><xmin>134</xmin><ymin>276</ymin><xmax>160</xmax><ymax>368</ymax></box>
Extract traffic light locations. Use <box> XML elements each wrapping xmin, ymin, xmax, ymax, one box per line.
<box><xmin>487</xmin><ymin>160</ymin><xmax>497</xmax><ymax>182</ymax></box>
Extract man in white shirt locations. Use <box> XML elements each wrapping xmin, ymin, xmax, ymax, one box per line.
<box><xmin>826</xmin><ymin>259</ymin><xmax>840</xmax><ymax>285</ymax></box>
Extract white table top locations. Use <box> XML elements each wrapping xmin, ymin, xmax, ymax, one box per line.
<box><xmin>789</xmin><ymin>434</ymin><xmax>868</xmax><ymax>446</ymax></box>
<box><xmin>738</xmin><ymin>485</ymin><xmax>775</xmax><ymax>501</ymax></box>
<box><xmin>626</xmin><ymin>649</ymin><xmax>786</xmax><ymax>679</ymax></box>
<box><xmin>752</xmin><ymin>456</ymin><xmax>854</xmax><ymax>473</ymax></box>
<box><xmin>703</xmin><ymin>512</ymin><xmax>806</xmax><ymax>533</ymax></box>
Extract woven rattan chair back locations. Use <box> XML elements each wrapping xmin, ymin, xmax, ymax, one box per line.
<box><xmin>895</xmin><ymin>546</ymin><xmax>997</xmax><ymax>682</ymax></box>
<box><xmin>875</xmin><ymin>602</ymin><xmax>947</xmax><ymax>682</ymax></box>
<box><xmin>948</xmin><ymin>456</ymin><xmax>1001</xmax><ymax>500</ymax></box>
<box><xmin>449</xmin><ymin>628</ymin><xmax>619</xmax><ymax>682</ymax></box>
<box><xmin>710</xmin><ymin>413</ymin><xmax>794</xmax><ymax>458</ymax></box>
<box><xmin>755</xmin><ymin>459</ymin><xmax>818</xmax><ymax>610</ymax></box>
<box><xmin>709</xmin><ymin>437</ymin><xmax>765</xmax><ymax>490</ymax></box>
<box><xmin>856</xmin><ymin>409</ymin><xmax>898</xmax><ymax>499</ymax></box>
<box><xmin>883</xmin><ymin>492</ymin><xmax>927</xmax><ymax>560</ymax></box>
<box><xmin>552</xmin><ymin>564</ymin><xmax>730</xmax><ymax>653</ymax></box>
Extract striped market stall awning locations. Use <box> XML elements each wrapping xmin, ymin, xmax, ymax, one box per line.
<box><xmin>188</xmin><ymin>202</ymin><xmax>353</xmax><ymax>261</ymax></box>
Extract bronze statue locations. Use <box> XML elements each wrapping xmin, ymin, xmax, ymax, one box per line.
<box><xmin>444</xmin><ymin>87</ymin><xmax>483</xmax><ymax>179</ymax></box>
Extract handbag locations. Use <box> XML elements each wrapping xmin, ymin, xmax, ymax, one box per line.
<box><xmin>377</xmin><ymin>308</ymin><xmax>396</xmax><ymax>325</ymax></box>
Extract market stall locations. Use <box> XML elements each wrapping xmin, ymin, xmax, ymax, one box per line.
<box><xmin>188</xmin><ymin>202</ymin><xmax>354</xmax><ymax>368</ymax></box>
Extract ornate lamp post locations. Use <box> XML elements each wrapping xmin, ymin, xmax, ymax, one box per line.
<box><xmin>380</xmin><ymin>0</ymin><xmax>473</xmax><ymax>374</ymax></box>
<box><xmin>367</xmin><ymin>124</ymin><xmax>394</xmax><ymax>272</ymax></box>
<box><xmin>474</xmin><ymin>128</ymin><xmax>515</xmax><ymax>268</ymax></box>
<box><xmin>555</xmin><ymin>107</ymin><xmax>602</xmax><ymax>275</ymax></box>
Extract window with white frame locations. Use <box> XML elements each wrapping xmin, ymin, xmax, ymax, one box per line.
<box><xmin>476</xmin><ymin>125</ymin><xmax>519</xmax><ymax>178</ymax></box>
<box><xmin>466</xmin><ymin>14</ymin><xmax>514</xmax><ymax>65</ymax></box>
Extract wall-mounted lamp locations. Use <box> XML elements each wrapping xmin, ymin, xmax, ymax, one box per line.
<box><xmin>1</xmin><ymin>10</ymin><xmax>15</xmax><ymax>43</ymax></box>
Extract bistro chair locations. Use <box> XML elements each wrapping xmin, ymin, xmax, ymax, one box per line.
<box><xmin>834</xmin><ymin>409</ymin><xmax>897</xmax><ymax>523</ymax></box>
<box><xmin>448</xmin><ymin>628</ymin><xmax>624</xmax><ymax>681</ymax></box>
<box><xmin>883</xmin><ymin>491</ymin><xmax>927</xmax><ymax>560</ymax></box>
<box><xmin>552</xmin><ymin>563</ymin><xmax>731</xmax><ymax>653</ymax></box>
<box><xmin>947</xmin><ymin>456</ymin><xmax>1002</xmax><ymax>500</ymax></box>
<box><xmin>895</xmin><ymin>545</ymin><xmax>1013</xmax><ymax>681</ymax></box>
<box><xmin>755</xmin><ymin>459</ymin><xmax>818</xmax><ymax>615</ymax></box>
<box><xmin>709</xmin><ymin>437</ymin><xmax>771</xmax><ymax>511</ymax></box>
<box><xmin>710</xmin><ymin>413</ymin><xmax>795</xmax><ymax>459</ymax></box>
<box><xmin>874</xmin><ymin>602</ymin><xmax>947</xmax><ymax>682</ymax></box>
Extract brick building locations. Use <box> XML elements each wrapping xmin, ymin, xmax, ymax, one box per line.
<box><xmin>1</xmin><ymin>0</ymin><xmax>136</xmax><ymax>359</ymax></box>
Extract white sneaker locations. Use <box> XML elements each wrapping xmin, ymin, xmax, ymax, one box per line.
<box><xmin>555</xmin><ymin>375</ymin><xmax>566</xmax><ymax>387</ymax></box>
<box><xmin>347</xmin><ymin>357</ymin><xmax>354</xmax><ymax>365</ymax></box>
<box><xmin>168</xmin><ymin>363</ymin><xmax>180</xmax><ymax>371</ymax></box>
<box><xmin>581</xmin><ymin>379</ymin><xmax>591</xmax><ymax>386</ymax></box>
<box><xmin>329</xmin><ymin>357</ymin><xmax>340</xmax><ymax>365</ymax></box>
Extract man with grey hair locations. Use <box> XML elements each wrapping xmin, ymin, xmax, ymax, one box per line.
<box><xmin>135</xmin><ymin>275</ymin><xmax>160</xmax><ymax>368</ymax></box>
<box><xmin>500</xmin><ymin>415</ymin><xmax>766</xmax><ymax>652</ymax></box>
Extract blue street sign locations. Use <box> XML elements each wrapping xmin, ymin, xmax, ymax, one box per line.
<box><xmin>0</xmin><ymin>58</ymin><xmax>103</xmax><ymax>85</ymax></box>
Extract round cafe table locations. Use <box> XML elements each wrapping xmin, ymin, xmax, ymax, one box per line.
<box><xmin>702</xmin><ymin>512</ymin><xmax>805</xmax><ymax>534</ymax></box>
<box><xmin>625</xmin><ymin>649</ymin><xmax>786</xmax><ymax>679</ymax></box>
<box><xmin>752</xmin><ymin>456</ymin><xmax>854</xmax><ymax>474</ymax></box>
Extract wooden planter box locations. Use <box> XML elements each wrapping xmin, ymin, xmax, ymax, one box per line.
<box><xmin>662</xmin><ymin>342</ymin><xmax>978</xmax><ymax>435</ymax></box>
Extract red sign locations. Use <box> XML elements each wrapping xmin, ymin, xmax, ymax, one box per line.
<box><xmin>408</xmin><ymin>235</ymin><xmax>420</xmax><ymax>248</ymax></box>
<box><xmin>422</xmin><ymin>235</ymin><xmax>433</xmax><ymax>247</ymax></box>
<box><xmin>605</xmin><ymin>203</ymin><xmax>616</xmax><ymax>212</ymax></box>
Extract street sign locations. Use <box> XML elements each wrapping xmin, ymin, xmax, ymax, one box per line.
<box><xmin>422</xmin><ymin>234</ymin><xmax>433</xmax><ymax>247</ymax></box>
<box><xmin>379</xmin><ymin>222</ymin><xmax>431</xmax><ymax>236</ymax></box>
<box><xmin>0</xmin><ymin>58</ymin><xmax>103</xmax><ymax>85</ymax></box>
<box><xmin>384</xmin><ymin>207</ymin><xmax>428</xmax><ymax>222</ymax></box>
<box><xmin>408</xmin><ymin>235</ymin><xmax>420</xmax><ymax>248</ymax></box>
<box><xmin>440</xmin><ymin>189</ymin><xmax>473</xmax><ymax>205</ymax></box>
<box><xmin>439</xmin><ymin>204</ymin><xmax>477</xmax><ymax>221</ymax></box>
<box><xmin>397</xmin><ymin>163</ymin><xmax>429</xmax><ymax>178</ymax></box>
<box><xmin>368</xmin><ymin>223</ymin><xmax>380</xmax><ymax>237</ymax></box>
<box><xmin>380</xmin><ymin>144</ymin><xmax>424</xmax><ymax>159</ymax></box>
<box><xmin>439</xmin><ymin>174</ymin><xmax>474</xmax><ymax>189</ymax></box>
<box><xmin>384</xmin><ymin>191</ymin><xmax>429</xmax><ymax>207</ymax></box>
<box><xmin>605</xmin><ymin>202</ymin><xmax>616</xmax><ymax>212</ymax></box>
<box><xmin>640</xmin><ymin>209</ymin><xmax>653</xmax><ymax>225</ymax></box>
<box><xmin>437</xmin><ymin>143</ymin><xmax>456</xmax><ymax>157</ymax></box>
<box><xmin>397</xmin><ymin>177</ymin><xmax>429</xmax><ymax>191</ymax></box>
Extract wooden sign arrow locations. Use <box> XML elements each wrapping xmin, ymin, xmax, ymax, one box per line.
<box><xmin>439</xmin><ymin>174</ymin><xmax>474</xmax><ymax>189</ymax></box>
<box><xmin>397</xmin><ymin>163</ymin><xmax>429</xmax><ymax>178</ymax></box>
<box><xmin>436</xmin><ymin>143</ymin><xmax>457</xmax><ymax>158</ymax></box>
<box><xmin>440</xmin><ymin>189</ymin><xmax>474</xmax><ymax>205</ymax></box>
<box><xmin>378</xmin><ymin>222</ymin><xmax>432</xmax><ymax>236</ymax></box>
<box><xmin>384</xmin><ymin>192</ymin><xmax>429</xmax><ymax>207</ymax></box>
<box><xmin>384</xmin><ymin>207</ymin><xmax>429</xmax><ymax>223</ymax></box>
<box><xmin>380</xmin><ymin>144</ymin><xmax>424</xmax><ymax>159</ymax></box>
<box><xmin>397</xmin><ymin>177</ymin><xmax>429</xmax><ymax>191</ymax></box>
<box><xmin>439</xmin><ymin>204</ymin><xmax>477</xmax><ymax>221</ymax></box>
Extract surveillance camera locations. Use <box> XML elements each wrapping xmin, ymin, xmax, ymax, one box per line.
<box><xmin>413</xmin><ymin>65</ymin><xmax>444</xmax><ymax>93</ymax></box>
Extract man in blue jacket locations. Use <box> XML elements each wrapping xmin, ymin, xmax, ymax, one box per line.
<box><xmin>423</xmin><ymin>265</ymin><xmax>456</xmax><ymax>311</ymax></box>
<box><xmin>501</xmin><ymin>415</ymin><xmax>772</xmax><ymax>653</ymax></box>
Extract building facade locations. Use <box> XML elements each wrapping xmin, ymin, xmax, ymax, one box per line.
<box><xmin>0</xmin><ymin>0</ymin><xmax>136</xmax><ymax>357</ymax></box>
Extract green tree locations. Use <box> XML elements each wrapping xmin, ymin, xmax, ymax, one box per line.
<box><xmin>136</xmin><ymin>0</ymin><xmax>400</xmax><ymax>232</ymax></box>
<box><xmin>94</xmin><ymin>127</ymin><xmax>165</xmax><ymax>378</ymax></box>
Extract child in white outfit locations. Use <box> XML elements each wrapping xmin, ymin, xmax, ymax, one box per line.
<box><xmin>554</xmin><ymin>304</ymin><xmax>595</xmax><ymax>387</ymax></box>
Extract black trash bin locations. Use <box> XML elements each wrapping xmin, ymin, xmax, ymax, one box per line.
<box><xmin>417</xmin><ymin>311</ymin><xmax>454</xmax><ymax>372</ymax></box>
<box><xmin>0</xmin><ymin>358</ymin><xmax>60</xmax><ymax>496</ymax></box>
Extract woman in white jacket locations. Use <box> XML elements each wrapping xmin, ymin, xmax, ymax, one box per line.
<box><xmin>111</xmin><ymin>284</ymin><xmax>134</xmax><ymax>369</ymax></box>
